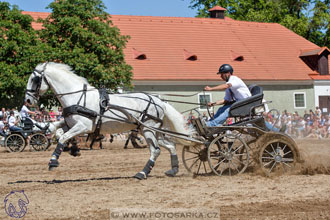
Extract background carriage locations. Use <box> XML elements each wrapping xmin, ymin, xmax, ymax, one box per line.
<box><xmin>1</xmin><ymin>117</ymin><xmax>53</xmax><ymax>152</ymax></box>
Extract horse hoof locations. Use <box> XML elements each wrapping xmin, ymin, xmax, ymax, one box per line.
<box><xmin>48</xmin><ymin>159</ymin><xmax>59</xmax><ymax>171</ymax></box>
<box><xmin>134</xmin><ymin>172</ymin><xmax>146</xmax><ymax>180</ymax></box>
<box><xmin>69</xmin><ymin>149</ymin><xmax>81</xmax><ymax>157</ymax></box>
<box><xmin>165</xmin><ymin>168</ymin><xmax>178</xmax><ymax>177</ymax></box>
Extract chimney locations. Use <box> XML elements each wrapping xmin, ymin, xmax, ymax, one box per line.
<box><xmin>208</xmin><ymin>6</ymin><xmax>227</xmax><ymax>19</ymax></box>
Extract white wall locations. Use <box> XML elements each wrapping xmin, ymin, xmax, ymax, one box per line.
<box><xmin>314</xmin><ymin>81</ymin><xmax>330</xmax><ymax>107</ymax></box>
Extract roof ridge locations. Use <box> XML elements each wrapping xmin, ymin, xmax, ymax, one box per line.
<box><xmin>23</xmin><ymin>11</ymin><xmax>285</xmax><ymax>26</ymax></box>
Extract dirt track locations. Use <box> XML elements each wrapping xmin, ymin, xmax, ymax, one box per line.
<box><xmin>0</xmin><ymin>138</ymin><xmax>330</xmax><ymax>220</ymax></box>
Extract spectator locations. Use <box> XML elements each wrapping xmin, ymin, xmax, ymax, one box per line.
<box><xmin>315</xmin><ymin>106</ymin><xmax>322</xmax><ymax>118</ymax></box>
<box><xmin>202</xmin><ymin>112</ymin><xmax>209</xmax><ymax>121</ymax></box>
<box><xmin>303</xmin><ymin>110</ymin><xmax>310</xmax><ymax>121</ymax></box>
<box><xmin>56</xmin><ymin>106</ymin><xmax>63</xmax><ymax>121</ymax></box>
<box><xmin>0</xmin><ymin>114</ymin><xmax>6</xmax><ymax>137</ymax></box>
<box><xmin>294</xmin><ymin>117</ymin><xmax>305</xmax><ymax>138</ymax></box>
<box><xmin>0</xmin><ymin>108</ymin><xmax>7</xmax><ymax>121</ymax></box>
<box><xmin>41</xmin><ymin>107</ymin><xmax>49</xmax><ymax>122</ymax></box>
<box><xmin>49</xmin><ymin>109</ymin><xmax>56</xmax><ymax>122</ymax></box>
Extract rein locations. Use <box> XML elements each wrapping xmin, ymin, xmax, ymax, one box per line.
<box><xmin>150</xmin><ymin>92</ymin><xmax>200</xmax><ymax>97</ymax></box>
<box><xmin>160</xmin><ymin>99</ymin><xmax>207</xmax><ymax>106</ymax></box>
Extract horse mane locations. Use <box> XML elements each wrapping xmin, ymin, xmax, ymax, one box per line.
<box><xmin>37</xmin><ymin>62</ymin><xmax>90</xmax><ymax>85</ymax></box>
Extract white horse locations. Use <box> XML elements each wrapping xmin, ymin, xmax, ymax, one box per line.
<box><xmin>18</xmin><ymin>115</ymin><xmax>60</xmax><ymax>136</ymax></box>
<box><xmin>25</xmin><ymin>62</ymin><xmax>193</xmax><ymax>179</ymax></box>
<box><xmin>32</xmin><ymin>120</ymin><xmax>63</xmax><ymax>139</ymax></box>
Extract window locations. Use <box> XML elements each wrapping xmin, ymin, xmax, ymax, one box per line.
<box><xmin>294</xmin><ymin>92</ymin><xmax>306</xmax><ymax>108</ymax></box>
<box><xmin>198</xmin><ymin>93</ymin><xmax>211</xmax><ymax>110</ymax></box>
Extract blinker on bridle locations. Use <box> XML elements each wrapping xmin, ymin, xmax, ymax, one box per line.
<box><xmin>25</xmin><ymin>62</ymin><xmax>49</xmax><ymax>101</ymax></box>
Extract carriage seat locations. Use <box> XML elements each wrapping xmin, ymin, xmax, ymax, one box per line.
<box><xmin>22</xmin><ymin>117</ymin><xmax>34</xmax><ymax>130</ymax></box>
<box><xmin>228</xmin><ymin>84</ymin><xmax>264</xmax><ymax>118</ymax></box>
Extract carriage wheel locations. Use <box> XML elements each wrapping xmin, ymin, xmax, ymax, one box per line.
<box><xmin>5</xmin><ymin>134</ymin><xmax>26</xmax><ymax>152</ymax></box>
<box><xmin>182</xmin><ymin>144</ymin><xmax>213</xmax><ymax>175</ymax></box>
<box><xmin>207</xmin><ymin>134</ymin><xmax>249</xmax><ymax>176</ymax></box>
<box><xmin>131</xmin><ymin>134</ymin><xmax>147</xmax><ymax>148</ymax></box>
<box><xmin>257</xmin><ymin>132</ymin><xmax>298</xmax><ymax>176</ymax></box>
<box><xmin>29</xmin><ymin>133</ymin><xmax>50</xmax><ymax>151</ymax></box>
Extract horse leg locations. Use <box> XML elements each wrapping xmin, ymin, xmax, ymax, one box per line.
<box><xmin>49</xmin><ymin>123</ymin><xmax>89</xmax><ymax>170</ymax></box>
<box><xmin>69</xmin><ymin>138</ymin><xmax>81</xmax><ymax>157</ymax></box>
<box><xmin>124</xmin><ymin>132</ymin><xmax>132</xmax><ymax>149</ymax></box>
<box><xmin>134</xmin><ymin>129</ymin><xmax>161</xmax><ymax>180</ymax></box>
<box><xmin>158</xmin><ymin>136</ymin><xmax>179</xmax><ymax>177</ymax></box>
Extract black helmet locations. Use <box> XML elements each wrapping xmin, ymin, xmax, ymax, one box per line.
<box><xmin>217</xmin><ymin>64</ymin><xmax>233</xmax><ymax>75</ymax></box>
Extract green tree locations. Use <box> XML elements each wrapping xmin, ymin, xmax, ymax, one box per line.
<box><xmin>0</xmin><ymin>2</ymin><xmax>49</xmax><ymax>108</ymax></box>
<box><xmin>38</xmin><ymin>0</ymin><xmax>132</xmax><ymax>90</ymax></box>
<box><xmin>189</xmin><ymin>0</ymin><xmax>330</xmax><ymax>48</ymax></box>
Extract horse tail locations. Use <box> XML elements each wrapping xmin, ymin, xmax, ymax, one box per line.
<box><xmin>163</xmin><ymin>103</ymin><xmax>194</xmax><ymax>145</ymax></box>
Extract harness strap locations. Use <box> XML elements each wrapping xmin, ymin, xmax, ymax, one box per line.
<box><xmin>77</xmin><ymin>84</ymin><xmax>88</xmax><ymax>107</ymax></box>
<box><xmin>63</xmin><ymin>105</ymin><xmax>98</xmax><ymax>119</ymax></box>
<box><xmin>83</xmin><ymin>84</ymin><xmax>87</xmax><ymax>107</ymax></box>
<box><xmin>92</xmin><ymin>88</ymin><xmax>110</xmax><ymax>142</ymax></box>
<box><xmin>136</xmin><ymin>94</ymin><xmax>163</xmax><ymax>130</ymax></box>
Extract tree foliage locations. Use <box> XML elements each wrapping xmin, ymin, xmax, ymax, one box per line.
<box><xmin>0</xmin><ymin>0</ymin><xmax>132</xmax><ymax>109</ymax></box>
<box><xmin>38</xmin><ymin>0</ymin><xmax>132</xmax><ymax>90</ymax></box>
<box><xmin>0</xmin><ymin>2</ymin><xmax>49</xmax><ymax>108</ymax></box>
<box><xmin>189</xmin><ymin>0</ymin><xmax>330</xmax><ymax>48</ymax></box>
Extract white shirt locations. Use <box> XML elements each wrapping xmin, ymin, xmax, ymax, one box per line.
<box><xmin>0</xmin><ymin>121</ymin><xmax>4</xmax><ymax>131</ymax></box>
<box><xmin>224</xmin><ymin>76</ymin><xmax>251</xmax><ymax>102</ymax></box>
<box><xmin>8</xmin><ymin>116</ymin><xmax>16</xmax><ymax>127</ymax></box>
<box><xmin>20</xmin><ymin>105</ymin><xmax>30</xmax><ymax>119</ymax></box>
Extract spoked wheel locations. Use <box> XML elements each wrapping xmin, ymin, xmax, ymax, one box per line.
<box><xmin>182</xmin><ymin>144</ymin><xmax>213</xmax><ymax>175</ymax></box>
<box><xmin>207</xmin><ymin>134</ymin><xmax>249</xmax><ymax>176</ymax></box>
<box><xmin>257</xmin><ymin>132</ymin><xmax>298</xmax><ymax>176</ymax></box>
<box><xmin>131</xmin><ymin>134</ymin><xmax>147</xmax><ymax>148</ymax></box>
<box><xmin>29</xmin><ymin>133</ymin><xmax>50</xmax><ymax>151</ymax></box>
<box><xmin>5</xmin><ymin>133</ymin><xmax>26</xmax><ymax>152</ymax></box>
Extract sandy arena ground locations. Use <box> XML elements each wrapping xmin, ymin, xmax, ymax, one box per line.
<box><xmin>0</xmin><ymin>138</ymin><xmax>330</xmax><ymax>220</ymax></box>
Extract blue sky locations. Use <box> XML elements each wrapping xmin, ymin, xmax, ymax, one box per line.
<box><xmin>4</xmin><ymin>0</ymin><xmax>199</xmax><ymax>17</ymax></box>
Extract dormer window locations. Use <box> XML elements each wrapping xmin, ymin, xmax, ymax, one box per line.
<box><xmin>183</xmin><ymin>49</ymin><xmax>197</xmax><ymax>61</ymax></box>
<box><xmin>231</xmin><ymin>50</ymin><xmax>244</xmax><ymax>61</ymax></box>
<box><xmin>132</xmin><ymin>48</ymin><xmax>147</xmax><ymax>60</ymax></box>
<box><xmin>300</xmin><ymin>47</ymin><xmax>329</xmax><ymax>75</ymax></box>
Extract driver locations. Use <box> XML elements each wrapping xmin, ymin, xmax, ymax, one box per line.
<box><xmin>204</xmin><ymin>64</ymin><xmax>251</xmax><ymax>127</ymax></box>
<box><xmin>20</xmin><ymin>100</ymin><xmax>38</xmax><ymax>126</ymax></box>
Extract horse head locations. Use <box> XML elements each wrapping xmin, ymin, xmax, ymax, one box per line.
<box><xmin>25</xmin><ymin>62</ymin><xmax>50</xmax><ymax>106</ymax></box>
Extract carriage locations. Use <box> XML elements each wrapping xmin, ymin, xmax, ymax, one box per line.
<box><xmin>24</xmin><ymin>62</ymin><xmax>301</xmax><ymax>178</ymax></box>
<box><xmin>1</xmin><ymin>118</ymin><xmax>52</xmax><ymax>153</ymax></box>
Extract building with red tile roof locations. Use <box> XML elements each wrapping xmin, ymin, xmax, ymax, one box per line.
<box><xmin>22</xmin><ymin>9</ymin><xmax>330</xmax><ymax>115</ymax></box>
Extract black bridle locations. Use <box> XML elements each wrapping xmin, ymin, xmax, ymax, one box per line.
<box><xmin>25</xmin><ymin>63</ymin><xmax>50</xmax><ymax>102</ymax></box>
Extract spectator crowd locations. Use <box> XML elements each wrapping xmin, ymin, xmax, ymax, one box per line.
<box><xmin>265</xmin><ymin>107</ymin><xmax>330</xmax><ymax>139</ymax></box>
<box><xmin>1</xmin><ymin>104</ymin><xmax>330</xmax><ymax>140</ymax></box>
<box><xmin>0</xmin><ymin>106</ymin><xmax>64</xmax><ymax>125</ymax></box>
